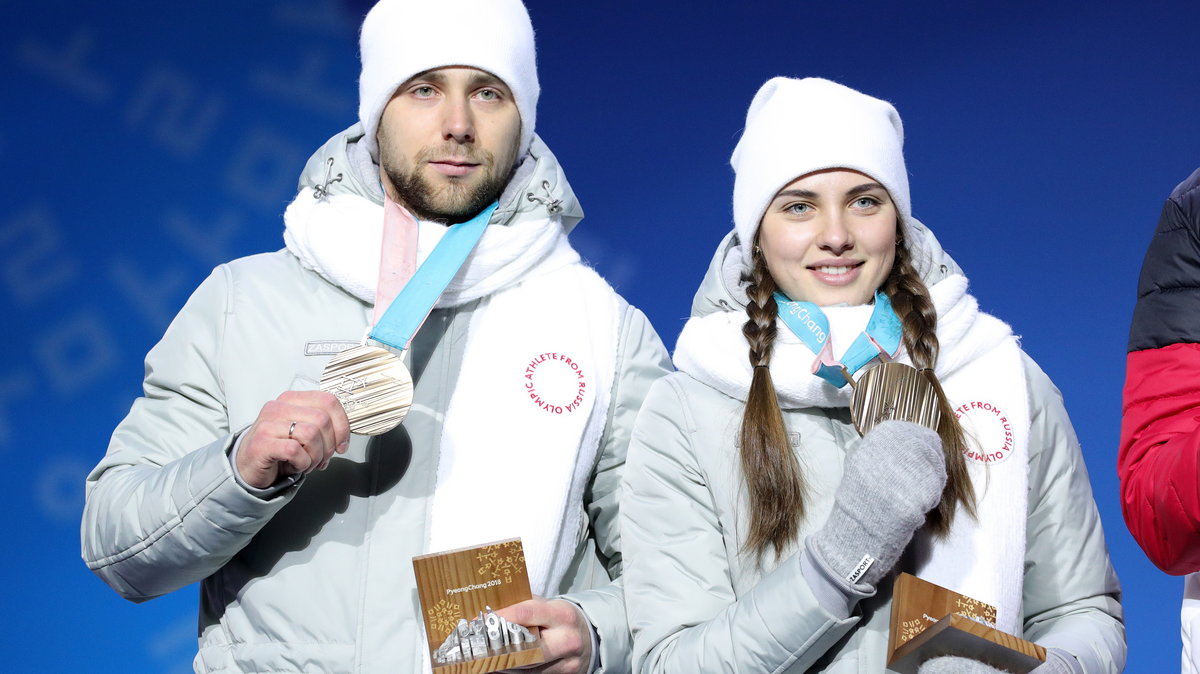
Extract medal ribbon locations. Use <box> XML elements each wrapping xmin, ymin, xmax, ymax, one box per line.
<box><xmin>774</xmin><ymin>290</ymin><xmax>903</xmax><ymax>388</ymax></box>
<box><xmin>369</xmin><ymin>202</ymin><xmax>499</xmax><ymax>350</ymax></box>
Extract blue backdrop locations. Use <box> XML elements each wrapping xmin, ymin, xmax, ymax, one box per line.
<box><xmin>6</xmin><ymin>1</ymin><xmax>1199</xmax><ymax>671</ymax></box>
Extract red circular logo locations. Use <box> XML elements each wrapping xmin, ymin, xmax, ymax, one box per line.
<box><xmin>523</xmin><ymin>352</ymin><xmax>587</xmax><ymax>415</ymax></box>
<box><xmin>952</xmin><ymin>400</ymin><xmax>1015</xmax><ymax>464</ymax></box>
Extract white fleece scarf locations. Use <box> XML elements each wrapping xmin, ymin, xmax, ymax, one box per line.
<box><xmin>283</xmin><ymin>188</ymin><xmax>579</xmax><ymax>307</ymax></box>
<box><xmin>283</xmin><ymin>187</ymin><xmax>619</xmax><ymax>597</ymax></box>
<box><xmin>674</xmin><ymin>275</ymin><xmax>1029</xmax><ymax>634</ymax></box>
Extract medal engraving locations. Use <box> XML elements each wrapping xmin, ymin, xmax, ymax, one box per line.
<box><xmin>850</xmin><ymin>362</ymin><xmax>942</xmax><ymax>436</ymax></box>
<box><xmin>320</xmin><ymin>344</ymin><xmax>413</xmax><ymax>435</ymax></box>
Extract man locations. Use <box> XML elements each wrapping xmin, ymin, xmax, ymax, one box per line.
<box><xmin>1120</xmin><ymin>166</ymin><xmax>1200</xmax><ymax>672</ymax></box>
<box><xmin>80</xmin><ymin>1</ymin><xmax>670</xmax><ymax>672</ymax></box>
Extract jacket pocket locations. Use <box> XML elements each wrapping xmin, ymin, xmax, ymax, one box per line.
<box><xmin>290</xmin><ymin>374</ymin><xmax>320</xmax><ymax>392</ymax></box>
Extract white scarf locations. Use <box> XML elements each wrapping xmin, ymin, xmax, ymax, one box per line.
<box><xmin>674</xmin><ymin>275</ymin><xmax>1029</xmax><ymax>634</ymax></box>
<box><xmin>283</xmin><ymin>188</ymin><xmax>619</xmax><ymax>597</ymax></box>
<box><xmin>283</xmin><ymin>189</ymin><xmax>579</xmax><ymax>308</ymax></box>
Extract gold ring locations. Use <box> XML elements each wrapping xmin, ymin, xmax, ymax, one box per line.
<box><xmin>288</xmin><ymin>421</ymin><xmax>297</xmax><ymax>439</ymax></box>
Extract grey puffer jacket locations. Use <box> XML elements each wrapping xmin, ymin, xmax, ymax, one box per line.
<box><xmin>81</xmin><ymin>126</ymin><xmax>671</xmax><ymax>673</ymax></box>
<box><xmin>620</xmin><ymin>227</ymin><xmax>1125</xmax><ymax>673</ymax></box>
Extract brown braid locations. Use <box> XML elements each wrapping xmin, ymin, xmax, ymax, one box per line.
<box><xmin>883</xmin><ymin>239</ymin><xmax>977</xmax><ymax>534</ymax></box>
<box><xmin>739</xmin><ymin>247</ymin><xmax>806</xmax><ymax>562</ymax></box>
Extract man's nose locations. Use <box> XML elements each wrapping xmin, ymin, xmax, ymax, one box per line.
<box><xmin>442</xmin><ymin>96</ymin><xmax>475</xmax><ymax>143</ymax></box>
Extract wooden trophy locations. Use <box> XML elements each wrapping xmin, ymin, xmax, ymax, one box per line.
<box><xmin>887</xmin><ymin>573</ymin><xmax>1045</xmax><ymax>674</ymax></box>
<box><xmin>413</xmin><ymin>538</ymin><xmax>545</xmax><ymax>673</ymax></box>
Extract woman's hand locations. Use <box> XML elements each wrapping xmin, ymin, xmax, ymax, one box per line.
<box><xmin>918</xmin><ymin>656</ymin><xmax>1004</xmax><ymax>673</ymax></box>
<box><xmin>918</xmin><ymin>650</ymin><xmax>1075</xmax><ymax>673</ymax></box>
<box><xmin>809</xmin><ymin>419</ymin><xmax>946</xmax><ymax>587</ymax></box>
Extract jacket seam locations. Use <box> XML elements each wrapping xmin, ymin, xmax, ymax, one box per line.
<box><xmin>1123</xmin><ymin>388</ymin><xmax>1200</xmax><ymax>412</ymax></box>
<box><xmin>85</xmin><ymin>464</ymin><xmax>230</xmax><ymax>571</ymax></box>
<box><xmin>664</xmin><ymin>376</ymin><xmax>717</xmax><ymax>557</ymax></box>
<box><xmin>565</xmin><ymin>297</ymin><xmax>640</xmax><ymax>674</ymax></box>
<box><xmin>217</xmin><ymin>263</ymin><xmax>232</xmax><ymax>409</ymax></box>
<box><xmin>664</xmin><ymin>377</ymin><xmax>699</xmax><ymax>439</ymax></box>
<box><xmin>772</xmin><ymin>619</ymin><xmax>843</xmax><ymax>674</ymax></box>
<box><xmin>602</xmin><ymin>301</ymin><xmax>636</xmax><ymax>466</ymax></box>
<box><xmin>593</xmin><ymin>300</ymin><xmax>633</xmax><ymax>565</ymax></box>
<box><xmin>1142</xmin><ymin>285</ymin><xmax>1200</xmax><ymax>296</ymax></box>
<box><xmin>1155</xmin><ymin>199</ymin><xmax>1188</xmax><ymax>233</ymax></box>
<box><xmin>1130</xmin><ymin>341</ymin><xmax>1200</xmax><ymax>354</ymax></box>
<box><xmin>209</xmin><ymin>264</ymin><xmax>242</xmax><ymax>650</ymax></box>
<box><xmin>1173</xmin><ymin>182</ymin><xmax>1200</xmax><ymax>209</ymax></box>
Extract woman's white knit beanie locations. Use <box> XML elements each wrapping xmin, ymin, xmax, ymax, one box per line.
<box><xmin>357</xmin><ymin>0</ymin><xmax>540</xmax><ymax>161</ymax></box>
<box><xmin>731</xmin><ymin>77</ymin><xmax>911</xmax><ymax>269</ymax></box>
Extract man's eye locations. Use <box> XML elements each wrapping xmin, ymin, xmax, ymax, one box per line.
<box><xmin>413</xmin><ymin>86</ymin><xmax>436</xmax><ymax>97</ymax></box>
<box><xmin>477</xmin><ymin>89</ymin><xmax>499</xmax><ymax>101</ymax></box>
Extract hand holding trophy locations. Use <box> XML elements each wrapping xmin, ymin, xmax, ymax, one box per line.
<box><xmin>848</xmin><ymin>362</ymin><xmax>1048</xmax><ymax>673</ymax></box>
<box><xmin>413</xmin><ymin>538</ymin><xmax>546</xmax><ymax>673</ymax></box>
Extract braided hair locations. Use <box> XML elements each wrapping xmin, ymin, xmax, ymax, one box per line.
<box><xmin>738</xmin><ymin>235</ymin><xmax>974</xmax><ymax>562</ymax></box>
<box><xmin>739</xmin><ymin>246</ymin><xmax>806</xmax><ymax>561</ymax></box>
<box><xmin>881</xmin><ymin>239</ymin><xmax>976</xmax><ymax>534</ymax></box>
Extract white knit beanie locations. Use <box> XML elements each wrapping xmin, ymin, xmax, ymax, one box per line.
<box><xmin>357</xmin><ymin>0</ymin><xmax>540</xmax><ymax>162</ymax></box>
<box><xmin>731</xmin><ymin>77</ymin><xmax>911</xmax><ymax>268</ymax></box>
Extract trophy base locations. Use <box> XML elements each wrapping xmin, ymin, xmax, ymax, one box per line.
<box><xmin>888</xmin><ymin>613</ymin><xmax>1045</xmax><ymax>674</ymax></box>
<box><xmin>887</xmin><ymin>573</ymin><xmax>1045</xmax><ymax>674</ymax></box>
<box><xmin>433</xmin><ymin>644</ymin><xmax>544</xmax><ymax>674</ymax></box>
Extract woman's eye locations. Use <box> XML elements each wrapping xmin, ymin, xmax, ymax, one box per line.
<box><xmin>786</xmin><ymin>202</ymin><xmax>813</xmax><ymax>215</ymax></box>
<box><xmin>852</xmin><ymin>197</ymin><xmax>880</xmax><ymax>209</ymax></box>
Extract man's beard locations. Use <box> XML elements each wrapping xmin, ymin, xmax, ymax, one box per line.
<box><xmin>382</xmin><ymin>144</ymin><xmax>516</xmax><ymax>223</ymax></box>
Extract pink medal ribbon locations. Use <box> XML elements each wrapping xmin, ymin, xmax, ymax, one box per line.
<box><xmin>373</xmin><ymin>194</ymin><xmax>420</xmax><ymax>327</ymax></box>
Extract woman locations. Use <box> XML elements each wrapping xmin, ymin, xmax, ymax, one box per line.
<box><xmin>620</xmin><ymin>77</ymin><xmax>1125</xmax><ymax>673</ymax></box>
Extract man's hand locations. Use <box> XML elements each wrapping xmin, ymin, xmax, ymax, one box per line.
<box><xmin>495</xmin><ymin>597</ymin><xmax>594</xmax><ymax>674</ymax></box>
<box><xmin>236</xmin><ymin>391</ymin><xmax>350</xmax><ymax>489</ymax></box>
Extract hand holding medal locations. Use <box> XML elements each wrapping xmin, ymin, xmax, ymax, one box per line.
<box><xmin>236</xmin><ymin>390</ymin><xmax>351</xmax><ymax>489</ymax></box>
<box><xmin>238</xmin><ymin>200</ymin><xmax>497</xmax><ymax>495</ymax></box>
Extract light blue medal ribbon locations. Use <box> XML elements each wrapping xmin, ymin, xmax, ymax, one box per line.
<box><xmin>370</xmin><ymin>202</ymin><xmax>498</xmax><ymax>350</ymax></box>
<box><xmin>773</xmin><ymin>290</ymin><xmax>903</xmax><ymax>388</ymax></box>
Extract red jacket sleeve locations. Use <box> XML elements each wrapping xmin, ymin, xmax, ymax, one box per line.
<box><xmin>1120</xmin><ymin>342</ymin><xmax>1200</xmax><ymax>574</ymax></box>
<box><xmin>1120</xmin><ymin>168</ymin><xmax>1200</xmax><ymax>574</ymax></box>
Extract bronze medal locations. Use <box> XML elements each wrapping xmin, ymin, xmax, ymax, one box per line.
<box><xmin>320</xmin><ymin>344</ymin><xmax>413</xmax><ymax>435</ymax></box>
<box><xmin>849</xmin><ymin>362</ymin><xmax>942</xmax><ymax>436</ymax></box>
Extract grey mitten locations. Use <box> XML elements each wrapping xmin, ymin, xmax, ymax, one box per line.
<box><xmin>809</xmin><ymin>420</ymin><xmax>946</xmax><ymax>588</ymax></box>
<box><xmin>917</xmin><ymin>648</ymin><xmax>1076</xmax><ymax>674</ymax></box>
<box><xmin>918</xmin><ymin>656</ymin><xmax>1006</xmax><ymax>673</ymax></box>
